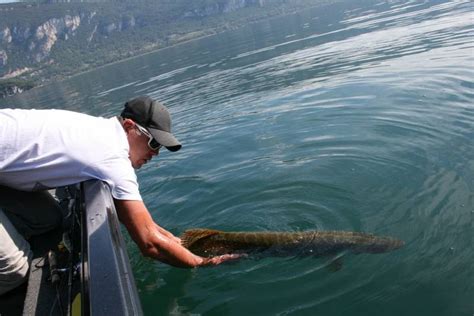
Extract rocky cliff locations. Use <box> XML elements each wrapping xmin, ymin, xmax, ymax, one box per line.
<box><xmin>1</xmin><ymin>6</ymin><xmax>116</xmax><ymax>78</ymax></box>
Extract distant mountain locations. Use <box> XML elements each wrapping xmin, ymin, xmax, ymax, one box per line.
<box><xmin>0</xmin><ymin>0</ymin><xmax>329</xmax><ymax>97</ymax></box>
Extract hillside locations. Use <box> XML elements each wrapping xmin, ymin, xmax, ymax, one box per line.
<box><xmin>0</xmin><ymin>0</ymin><xmax>330</xmax><ymax>97</ymax></box>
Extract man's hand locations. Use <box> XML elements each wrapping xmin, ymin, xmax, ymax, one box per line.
<box><xmin>114</xmin><ymin>199</ymin><xmax>243</xmax><ymax>268</ymax></box>
<box><xmin>152</xmin><ymin>224</ymin><xmax>247</xmax><ymax>267</ymax></box>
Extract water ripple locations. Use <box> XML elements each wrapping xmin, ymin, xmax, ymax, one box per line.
<box><xmin>2</xmin><ymin>0</ymin><xmax>472</xmax><ymax>314</ymax></box>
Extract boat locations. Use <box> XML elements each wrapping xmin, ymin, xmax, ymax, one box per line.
<box><xmin>0</xmin><ymin>180</ymin><xmax>143</xmax><ymax>315</ymax></box>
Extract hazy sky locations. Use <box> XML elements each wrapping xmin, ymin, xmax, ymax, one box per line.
<box><xmin>0</xmin><ymin>0</ymin><xmax>18</xmax><ymax>3</ymax></box>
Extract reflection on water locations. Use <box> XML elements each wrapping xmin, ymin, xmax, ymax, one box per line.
<box><xmin>1</xmin><ymin>0</ymin><xmax>473</xmax><ymax>315</ymax></box>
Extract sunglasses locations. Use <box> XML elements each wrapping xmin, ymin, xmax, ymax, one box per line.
<box><xmin>135</xmin><ymin>123</ymin><xmax>162</xmax><ymax>151</ymax></box>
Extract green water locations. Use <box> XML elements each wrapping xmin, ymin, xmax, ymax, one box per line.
<box><xmin>1</xmin><ymin>0</ymin><xmax>473</xmax><ymax>315</ymax></box>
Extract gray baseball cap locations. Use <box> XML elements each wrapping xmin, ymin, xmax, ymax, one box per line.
<box><xmin>121</xmin><ymin>96</ymin><xmax>182</xmax><ymax>152</ymax></box>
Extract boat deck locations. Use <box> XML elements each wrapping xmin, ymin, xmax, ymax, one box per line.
<box><xmin>0</xmin><ymin>227</ymin><xmax>64</xmax><ymax>316</ymax></box>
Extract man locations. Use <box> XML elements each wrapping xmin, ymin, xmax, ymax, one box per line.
<box><xmin>0</xmin><ymin>96</ymin><xmax>238</xmax><ymax>295</ymax></box>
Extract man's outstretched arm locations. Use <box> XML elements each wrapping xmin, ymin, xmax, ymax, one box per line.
<box><xmin>114</xmin><ymin>199</ymin><xmax>239</xmax><ymax>268</ymax></box>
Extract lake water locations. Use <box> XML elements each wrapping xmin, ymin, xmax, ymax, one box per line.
<box><xmin>1</xmin><ymin>0</ymin><xmax>473</xmax><ymax>315</ymax></box>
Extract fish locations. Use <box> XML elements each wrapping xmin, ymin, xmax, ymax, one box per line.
<box><xmin>180</xmin><ymin>228</ymin><xmax>404</xmax><ymax>258</ymax></box>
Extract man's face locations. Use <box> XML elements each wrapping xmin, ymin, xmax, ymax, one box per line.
<box><xmin>126</xmin><ymin>122</ymin><xmax>159</xmax><ymax>169</ymax></box>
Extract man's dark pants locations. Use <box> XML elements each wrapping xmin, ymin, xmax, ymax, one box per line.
<box><xmin>0</xmin><ymin>185</ymin><xmax>63</xmax><ymax>295</ymax></box>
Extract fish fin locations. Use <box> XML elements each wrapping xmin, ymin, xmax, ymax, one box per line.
<box><xmin>180</xmin><ymin>228</ymin><xmax>222</xmax><ymax>249</ymax></box>
<box><xmin>326</xmin><ymin>257</ymin><xmax>344</xmax><ymax>272</ymax></box>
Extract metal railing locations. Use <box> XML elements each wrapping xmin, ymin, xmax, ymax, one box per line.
<box><xmin>79</xmin><ymin>180</ymin><xmax>143</xmax><ymax>316</ymax></box>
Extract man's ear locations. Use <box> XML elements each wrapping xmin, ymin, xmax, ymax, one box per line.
<box><xmin>122</xmin><ymin>119</ymin><xmax>136</xmax><ymax>133</ymax></box>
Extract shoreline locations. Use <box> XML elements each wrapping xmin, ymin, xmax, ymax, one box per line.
<box><xmin>2</xmin><ymin>0</ymin><xmax>337</xmax><ymax>98</ymax></box>
<box><xmin>0</xmin><ymin>31</ymin><xmax>219</xmax><ymax>99</ymax></box>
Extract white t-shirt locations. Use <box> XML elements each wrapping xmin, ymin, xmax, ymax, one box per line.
<box><xmin>0</xmin><ymin>108</ymin><xmax>142</xmax><ymax>201</ymax></box>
